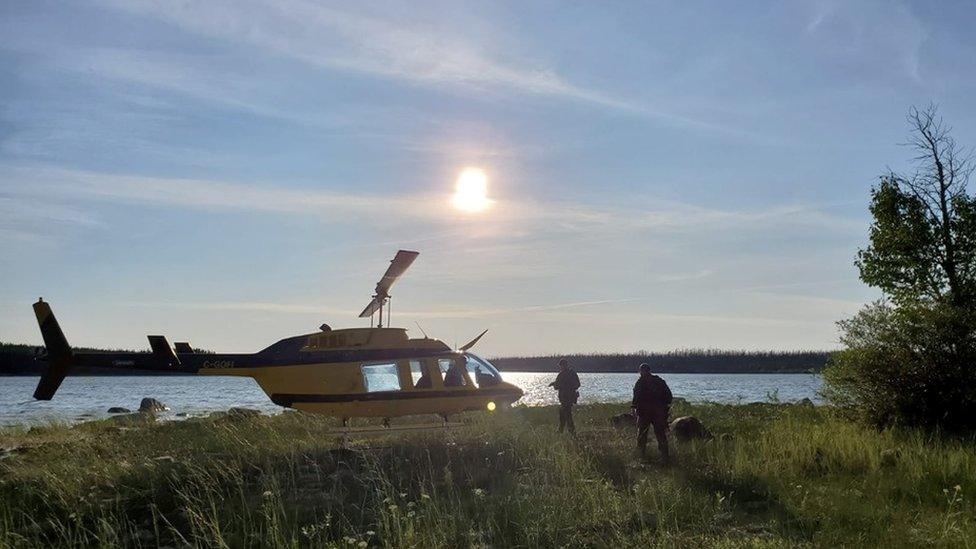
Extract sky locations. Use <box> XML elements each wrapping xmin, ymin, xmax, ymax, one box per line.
<box><xmin>2</xmin><ymin>1</ymin><xmax>976</xmax><ymax>356</ymax></box>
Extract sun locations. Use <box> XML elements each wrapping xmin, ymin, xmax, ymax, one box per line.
<box><xmin>452</xmin><ymin>167</ymin><xmax>492</xmax><ymax>213</ymax></box>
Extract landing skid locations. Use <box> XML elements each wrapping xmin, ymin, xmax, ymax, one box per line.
<box><xmin>327</xmin><ymin>422</ymin><xmax>464</xmax><ymax>437</ymax></box>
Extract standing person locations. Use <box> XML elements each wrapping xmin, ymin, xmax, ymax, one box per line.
<box><xmin>632</xmin><ymin>363</ymin><xmax>673</xmax><ymax>462</ymax></box>
<box><xmin>548</xmin><ymin>358</ymin><xmax>580</xmax><ymax>434</ymax></box>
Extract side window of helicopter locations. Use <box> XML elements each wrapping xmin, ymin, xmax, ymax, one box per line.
<box><xmin>464</xmin><ymin>354</ymin><xmax>501</xmax><ymax>388</ymax></box>
<box><xmin>361</xmin><ymin>362</ymin><xmax>401</xmax><ymax>393</ymax></box>
<box><xmin>439</xmin><ymin>357</ymin><xmax>468</xmax><ymax>387</ymax></box>
<box><xmin>409</xmin><ymin>360</ymin><xmax>433</xmax><ymax>389</ymax></box>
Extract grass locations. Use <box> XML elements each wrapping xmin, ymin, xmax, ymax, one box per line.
<box><xmin>0</xmin><ymin>402</ymin><xmax>973</xmax><ymax>548</ymax></box>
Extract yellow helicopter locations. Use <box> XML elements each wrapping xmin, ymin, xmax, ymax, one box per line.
<box><xmin>31</xmin><ymin>250</ymin><xmax>524</xmax><ymax>422</ymax></box>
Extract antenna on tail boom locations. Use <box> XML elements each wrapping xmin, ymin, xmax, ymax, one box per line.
<box><xmin>358</xmin><ymin>250</ymin><xmax>419</xmax><ymax>328</ymax></box>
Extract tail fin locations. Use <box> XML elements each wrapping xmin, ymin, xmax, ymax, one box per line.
<box><xmin>32</xmin><ymin>298</ymin><xmax>73</xmax><ymax>400</ymax></box>
<box><xmin>147</xmin><ymin>335</ymin><xmax>180</xmax><ymax>366</ymax></box>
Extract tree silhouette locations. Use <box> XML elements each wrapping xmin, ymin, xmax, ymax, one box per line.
<box><xmin>857</xmin><ymin>105</ymin><xmax>976</xmax><ymax>307</ymax></box>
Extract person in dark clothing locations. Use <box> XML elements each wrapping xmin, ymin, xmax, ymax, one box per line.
<box><xmin>632</xmin><ymin>363</ymin><xmax>672</xmax><ymax>461</ymax></box>
<box><xmin>474</xmin><ymin>366</ymin><xmax>499</xmax><ymax>387</ymax></box>
<box><xmin>549</xmin><ymin>358</ymin><xmax>580</xmax><ymax>434</ymax></box>
<box><xmin>443</xmin><ymin>364</ymin><xmax>465</xmax><ymax>387</ymax></box>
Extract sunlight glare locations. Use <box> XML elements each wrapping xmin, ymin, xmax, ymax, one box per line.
<box><xmin>452</xmin><ymin>167</ymin><xmax>492</xmax><ymax>213</ymax></box>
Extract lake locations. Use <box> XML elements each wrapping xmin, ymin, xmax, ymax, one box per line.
<box><xmin>0</xmin><ymin>372</ymin><xmax>823</xmax><ymax>425</ymax></box>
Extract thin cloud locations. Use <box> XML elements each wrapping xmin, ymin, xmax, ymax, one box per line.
<box><xmin>1</xmin><ymin>167</ymin><xmax>439</xmax><ymax>221</ymax></box>
<box><xmin>654</xmin><ymin>269</ymin><xmax>713</xmax><ymax>283</ymax></box>
<box><xmin>97</xmin><ymin>0</ymin><xmax>731</xmax><ymax>132</ymax></box>
<box><xmin>1</xmin><ymin>166</ymin><xmax>866</xmax><ymax>237</ymax></box>
<box><xmin>124</xmin><ymin>298</ymin><xmax>635</xmax><ymax>319</ymax></box>
<box><xmin>504</xmin><ymin>308</ymin><xmax>835</xmax><ymax>329</ymax></box>
<box><xmin>125</xmin><ymin>301</ymin><xmax>353</xmax><ymax>316</ymax></box>
<box><xmin>800</xmin><ymin>0</ymin><xmax>928</xmax><ymax>84</ymax></box>
<box><xmin>0</xmin><ymin>195</ymin><xmax>102</xmax><ymax>242</ymax></box>
<box><xmin>738</xmin><ymin>291</ymin><xmax>866</xmax><ymax>314</ymax></box>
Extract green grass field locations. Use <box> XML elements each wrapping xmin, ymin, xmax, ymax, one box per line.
<box><xmin>0</xmin><ymin>402</ymin><xmax>973</xmax><ymax>548</ymax></box>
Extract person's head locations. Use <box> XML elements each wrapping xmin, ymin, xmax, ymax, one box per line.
<box><xmin>639</xmin><ymin>363</ymin><xmax>652</xmax><ymax>376</ymax></box>
<box><xmin>558</xmin><ymin>358</ymin><xmax>569</xmax><ymax>371</ymax></box>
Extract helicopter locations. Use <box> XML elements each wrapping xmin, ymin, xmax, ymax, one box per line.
<box><xmin>30</xmin><ymin>250</ymin><xmax>524</xmax><ymax>421</ymax></box>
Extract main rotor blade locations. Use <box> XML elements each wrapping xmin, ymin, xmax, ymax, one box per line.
<box><xmin>357</xmin><ymin>250</ymin><xmax>419</xmax><ymax>319</ymax></box>
<box><xmin>459</xmin><ymin>329</ymin><xmax>488</xmax><ymax>351</ymax></box>
<box><xmin>358</xmin><ymin>296</ymin><xmax>383</xmax><ymax>318</ymax></box>
<box><xmin>375</xmin><ymin>250</ymin><xmax>419</xmax><ymax>297</ymax></box>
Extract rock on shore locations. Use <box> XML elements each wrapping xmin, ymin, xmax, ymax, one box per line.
<box><xmin>670</xmin><ymin>416</ymin><xmax>712</xmax><ymax>441</ymax></box>
<box><xmin>139</xmin><ymin>398</ymin><xmax>168</xmax><ymax>413</ymax></box>
<box><xmin>227</xmin><ymin>407</ymin><xmax>262</xmax><ymax>419</ymax></box>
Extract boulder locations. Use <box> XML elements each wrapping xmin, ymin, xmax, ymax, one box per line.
<box><xmin>609</xmin><ymin>411</ymin><xmax>637</xmax><ymax>429</ymax></box>
<box><xmin>669</xmin><ymin>416</ymin><xmax>712</xmax><ymax>442</ymax></box>
<box><xmin>796</xmin><ymin>398</ymin><xmax>815</xmax><ymax>407</ymax></box>
<box><xmin>139</xmin><ymin>398</ymin><xmax>168</xmax><ymax>413</ymax></box>
<box><xmin>107</xmin><ymin>407</ymin><xmax>131</xmax><ymax>414</ymax></box>
<box><xmin>227</xmin><ymin>407</ymin><xmax>262</xmax><ymax>419</ymax></box>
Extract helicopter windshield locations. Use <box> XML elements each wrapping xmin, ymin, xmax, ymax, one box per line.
<box><xmin>463</xmin><ymin>353</ymin><xmax>502</xmax><ymax>388</ymax></box>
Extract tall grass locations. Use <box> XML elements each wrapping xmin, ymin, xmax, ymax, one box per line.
<box><xmin>0</xmin><ymin>403</ymin><xmax>973</xmax><ymax>547</ymax></box>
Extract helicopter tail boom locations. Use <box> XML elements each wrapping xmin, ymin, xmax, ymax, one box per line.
<box><xmin>32</xmin><ymin>299</ymin><xmax>74</xmax><ymax>400</ymax></box>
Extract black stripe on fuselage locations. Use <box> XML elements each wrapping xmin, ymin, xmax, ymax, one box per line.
<box><xmin>71</xmin><ymin>353</ymin><xmax>194</xmax><ymax>372</ymax></box>
<box><xmin>216</xmin><ymin>347</ymin><xmax>455</xmax><ymax>368</ymax></box>
<box><xmin>271</xmin><ymin>347</ymin><xmax>453</xmax><ymax>366</ymax></box>
<box><xmin>70</xmin><ymin>347</ymin><xmax>455</xmax><ymax>373</ymax></box>
<box><xmin>271</xmin><ymin>386</ymin><xmax>521</xmax><ymax>407</ymax></box>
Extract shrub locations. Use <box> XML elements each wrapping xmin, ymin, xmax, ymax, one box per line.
<box><xmin>823</xmin><ymin>301</ymin><xmax>976</xmax><ymax>432</ymax></box>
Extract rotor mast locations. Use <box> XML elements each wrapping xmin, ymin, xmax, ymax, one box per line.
<box><xmin>358</xmin><ymin>250</ymin><xmax>419</xmax><ymax>328</ymax></box>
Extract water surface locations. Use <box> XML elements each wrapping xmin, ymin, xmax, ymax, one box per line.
<box><xmin>0</xmin><ymin>373</ymin><xmax>822</xmax><ymax>425</ymax></box>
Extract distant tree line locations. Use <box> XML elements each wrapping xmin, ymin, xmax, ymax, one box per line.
<box><xmin>491</xmin><ymin>349</ymin><xmax>831</xmax><ymax>374</ymax></box>
<box><xmin>0</xmin><ymin>341</ymin><xmax>829</xmax><ymax>375</ymax></box>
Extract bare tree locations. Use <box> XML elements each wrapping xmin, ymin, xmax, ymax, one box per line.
<box><xmin>858</xmin><ymin>104</ymin><xmax>976</xmax><ymax>306</ymax></box>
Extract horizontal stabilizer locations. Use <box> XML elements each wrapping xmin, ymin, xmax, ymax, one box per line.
<box><xmin>174</xmin><ymin>342</ymin><xmax>193</xmax><ymax>354</ymax></box>
<box><xmin>147</xmin><ymin>335</ymin><xmax>180</xmax><ymax>366</ymax></box>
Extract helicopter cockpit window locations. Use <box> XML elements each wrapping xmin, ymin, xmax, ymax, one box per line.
<box><xmin>361</xmin><ymin>363</ymin><xmax>401</xmax><ymax>393</ymax></box>
<box><xmin>410</xmin><ymin>360</ymin><xmax>432</xmax><ymax>389</ymax></box>
<box><xmin>439</xmin><ymin>358</ymin><xmax>467</xmax><ymax>387</ymax></box>
<box><xmin>464</xmin><ymin>353</ymin><xmax>501</xmax><ymax>388</ymax></box>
